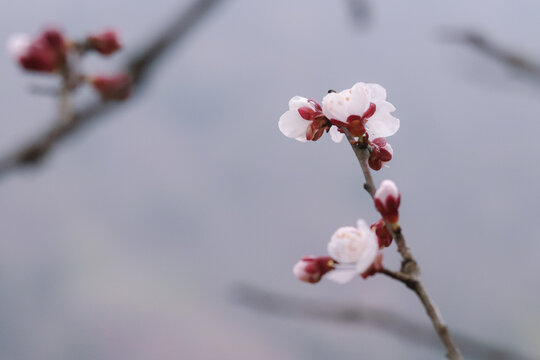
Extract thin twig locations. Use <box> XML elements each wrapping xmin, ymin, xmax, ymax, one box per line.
<box><xmin>234</xmin><ymin>284</ymin><xmax>537</xmax><ymax>360</ymax></box>
<box><xmin>341</xmin><ymin>127</ymin><xmax>464</xmax><ymax>360</ymax></box>
<box><xmin>0</xmin><ymin>0</ymin><xmax>223</xmax><ymax>179</ymax></box>
<box><xmin>341</xmin><ymin>128</ymin><xmax>376</xmax><ymax>197</ymax></box>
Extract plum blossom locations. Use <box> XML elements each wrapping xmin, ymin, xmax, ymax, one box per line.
<box><xmin>369</xmin><ymin>137</ymin><xmax>393</xmax><ymax>171</ymax></box>
<box><xmin>278</xmin><ymin>96</ymin><xmax>342</xmax><ymax>142</ymax></box>
<box><xmin>293</xmin><ymin>256</ymin><xmax>335</xmax><ymax>284</ymax></box>
<box><xmin>7</xmin><ymin>29</ymin><xmax>66</xmax><ymax>72</ymax></box>
<box><xmin>325</xmin><ymin>219</ymin><xmax>379</xmax><ymax>284</ymax></box>
<box><xmin>322</xmin><ymin>82</ymin><xmax>399</xmax><ymax>141</ymax></box>
<box><xmin>374</xmin><ymin>180</ymin><xmax>401</xmax><ymax>224</ymax></box>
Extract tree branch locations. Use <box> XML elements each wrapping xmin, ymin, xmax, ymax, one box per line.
<box><xmin>441</xmin><ymin>29</ymin><xmax>540</xmax><ymax>83</ymax></box>
<box><xmin>341</xmin><ymin>127</ymin><xmax>464</xmax><ymax>359</ymax></box>
<box><xmin>0</xmin><ymin>0</ymin><xmax>223</xmax><ymax>180</ymax></box>
<box><xmin>234</xmin><ymin>284</ymin><xmax>537</xmax><ymax>360</ymax></box>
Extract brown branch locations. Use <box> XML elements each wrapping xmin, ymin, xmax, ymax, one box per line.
<box><xmin>0</xmin><ymin>0</ymin><xmax>223</xmax><ymax>180</ymax></box>
<box><xmin>440</xmin><ymin>29</ymin><xmax>540</xmax><ymax>82</ymax></box>
<box><xmin>341</xmin><ymin>128</ymin><xmax>376</xmax><ymax>197</ymax></box>
<box><xmin>342</xmin><ymin>128</ymin><xmax>464</xmax><ymax>359</ymax></box>
<box><xmin>234</xmin><ymin>284</ymin><xmax>537</xmax><ymax>360</ymax></box>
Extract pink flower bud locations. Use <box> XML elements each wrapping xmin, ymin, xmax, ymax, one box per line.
<box><xmin>87</xmin><ymin>30</ymin><xmax>121</xmax><ymax>55</ymax></box>
<box><xmin>368</xmin><ymin>137</ymin><xmax>393</xmax><ymax>171</ymax></box>
<box><xmin>374</xmin><ymin>180</ymin><xmax>401</xmax><ymax>224</ymax></box>
<box><xmin>90</xmin><ymin>73</ymin><xmax>132</xmax><ymax>101</ymax></box>
<box><xmin>293</xmin><ymin>256</ymin><xmax>335</xmax><ymax>284</ymax></box>
<box><xmin>8</xmin><ymin>28</ymin><xmax>66</xmax><ymax>72</ymax></box>
<box><xmin>371</xmin><ymin>219</ymin><xmax>393</xmax><ymax>248</ymax></box>
<box><xmin>361</xmin><ymin>252</ymin><xmax>383</xmax><ymax>279</ymax></box>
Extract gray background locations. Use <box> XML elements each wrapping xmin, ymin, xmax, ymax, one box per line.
<box><xmin>0</xmin><ymin>0</ymin><xmax>539</xmax><ymax>359</ymax></box>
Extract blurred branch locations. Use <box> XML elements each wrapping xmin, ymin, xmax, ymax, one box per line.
<box><xmin>234</xmin><ymin>284</ymin><xmax>537</xmax><ymax>360</ymax></box>
<box><xmin>0</xmin><ymin>0</ymin><xmax>223</xmax><ymax>179</ymax></box>
<box><xmin>441</xmin><ymin>29</ymin><xmax>540</xmax><ymax>82</ymax></box>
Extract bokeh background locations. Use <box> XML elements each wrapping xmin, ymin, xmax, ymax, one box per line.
<box><xmin>1</xmin><ymin>0</ymin><xmax>539</xmax><ymax>359</ymax></box>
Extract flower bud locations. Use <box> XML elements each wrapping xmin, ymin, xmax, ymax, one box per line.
<box><xmin>293</xmin><ymin>256</ymin><xmax>335</xmax><ymax>284</ymax></box>
<box><xmin>371</xmin><ymin>219</ymin><xmax>392</xmax><ymax>248</ymax></box>
<box><xmin>374</xmin><ymin>180</ymin><xmax>401</xmax><ymax>224</ymax></box>
<box><xmin>8</xmin><ymin>28</ymin><xmax>66</xmax><ymax>72</ymax></box>
<box><xmin>368</xmin><ymin>137</ymin><xmax>393</xmax><ymax>171</ymax></box>
<box><xmin>361</xmin><ymin>252</ymin><xmax>383</xmax><ymax>279</ymax></box>
<box><xmin>90</xmin><ymin>73</ymin><xmax>132</xmax><ymax>101</ymax></box>
<box><xmin>87</xmin><ymin>30</ymin><xmax>121</xmax><ymax>55</ymax></box>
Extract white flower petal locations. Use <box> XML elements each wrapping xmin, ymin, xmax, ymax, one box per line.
<box><xmin>322</xmin><ymin>92</ymin><xmax>348</xmax><ymax>121</ymax></box>
<box><xmin>278</xmin><ymin>110</ymin><xmax>311</xmax><ymax>140</ymax></box>
<box><xmin>354</xmin><ymin>241</ymin><xmax>378</xmax><ymax>274</ymax></box>
<box><xmin>352</xmin><ymin>219</ymin><xmax>379</xmax><ymax>273</ymax></box>
<box><xmin>375</xmin><ymin>180</ymin><xmax>400</xmax><ymax>201</ymax></box>
<box><xmin>367</xmin><ymin>83</ymin><xmax>387</xmax><ymax>102</ymax></box>
<box><xmin>288</xmin><ymin>96</ymin><xmax>310</xmax><ymax>111</ymax></box>
<box><xmin>348</xmin><ymin>83</ymin><xmax>370</xmax><ymax>116</ymax></box>
<box><xmin>356</xmin><ymin>219</ymin><xmax>371</xmax><ymax>232</ymax></box>
<box><xmin>325</xmin><ymin>268</ymin><xmax>358</xmax><ymax>284</ymax></box>
<box><xmin>376</xmin><ymin>100</ymin><xmax>396</xmax><ymax>113</ymax></box>
<box><xmin>327</xmin><ymin>226</ymin><xmax>363</xmax><ymax>263</ymax></box>
<box><xmin>7</xmin><ymin>33</ymin><xmax>30</xmax><ymax>58</ymax></box>
<box><xmin>366</xmin><ymin>114</ymin><xmax>399</xmax><ymax>138</ymax></box>
<box><xmin>329</xmin><ymin>126</ymin><xmax>344</xmax><ymax>143</ymax></box>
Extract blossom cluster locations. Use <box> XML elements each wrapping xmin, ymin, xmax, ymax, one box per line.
<box><xmin>280</xmin><ymin>82</ymin><xmax>403</xmax><ymax>284</ymax></box>
<box><xmin>279</xmin><ymin>82</ymin><xmax>399</xmax><ymax>171</ymax></box>
<box><xmin>292</xmin><ymin>180</ymin><xmax>401</xmax><ymax>284</ymax></box>
<box><xmin>7</xmin><ymin>28</ymin><xmax>131</xmax><ymax>101</ymax></box>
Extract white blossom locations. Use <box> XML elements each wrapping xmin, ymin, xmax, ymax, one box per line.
<box><xmin>322</xmin><ymin>82</ymin><xmax>399</xmax><ymax>140</ymax></box>
<box><xmin>325</xmin><ymin>219</ymin><xmax>378</xmax><ymax>284</ymax></box>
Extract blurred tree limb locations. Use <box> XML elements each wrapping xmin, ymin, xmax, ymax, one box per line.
<box><xmin>234</xmin><ymin>284</ymin><xmax>538</xmax><ymax>360</ymax></box>
<box><xmin>0</xmin><ymin>0</ymin><xmax>223</xmax><ymax>179</ymax></box>
<box><xmin>441</xmin><ymin>29</ymin><xmax>540</xmax><ymax>82</ymax></box>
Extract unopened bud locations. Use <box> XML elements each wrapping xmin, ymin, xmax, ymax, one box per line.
<box><xmin>368</xmin><ymin>137</ymin><xmax>393</xmax><ymax>171</ymax></box>
<box><xmin>374</xmin><ymin>180</ymin><xmax>401</xmax><ymax>224</ymax></box>
<box><xmin>293</xmin><ymin>256</ymin><xmax>335</xmax><ymax>284</ymax></box>
<box><xmin>90</xmin><ymin>73</ymin><xmax>132</xmax><ymax>101</ymax></box>
<box><xmin>371</xmin><ymin>219</ymin><xmax>393</xmax><ymax>248</ymax></box>
<box><xmin>8</xmin><ymin>28</ymin><xmax>66</xmax><ymax>72</ymax></box>
<box><xmin>87</xmin><ymin>30</ymin><xmax>121</xmax><ymax>55</ymax></box>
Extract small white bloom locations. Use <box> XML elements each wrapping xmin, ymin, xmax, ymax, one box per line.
<box><xmin>322</xmin><ymin>82</ymin><xmax>399</xmax><ymax>140</ymax></box>
<box><xmin>7</xmin><ymin>33</ymin><xmax>31</xmax><ymax>59</ymax></box>
<box><xmin>278</xmin><ymin>96</ymin><xmax>312</xmax><ymax>142</ymax></box>
<box><xmin>279</xmin><ymin>96</ymin><xmax>341</xmax><ymax>143</ymax></box>
<box><xmin>325</xmin><ymin>219</ymin><xmax>378</xmax><ymax>284</ymax></box>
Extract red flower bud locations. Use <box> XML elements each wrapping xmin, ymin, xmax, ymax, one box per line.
<box><xmin>374</xmin><ymin>180</ymin><xmax>401</xmax><ymax>224</ymax></box>
<box><xmin>371</xmin><ymin>219</ymin><xmax>393</xmax><ymax>248</ymax></box>
<box><xmin>10</xmin><ymin>28</ymin><xmax>66</xmax><ymax>72</ymax></box>
<box><xmin>293</xmin><ymin>256</ymin><xmax>335</xmax><ymax>284</ymax></box>
<box><xmin>368</xmin><ymin>137</ymin><xmax>393</xmax><ymax>171</ymax></box>
<box><xmin>87</xmin><ymin>30</ymin><xmax>121</xmax><ymax>56</ymax></box>
<box><xmin>90</xmin><ymin>73</ymin><xmax>132</xmax><ymax>101</ymax></box>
